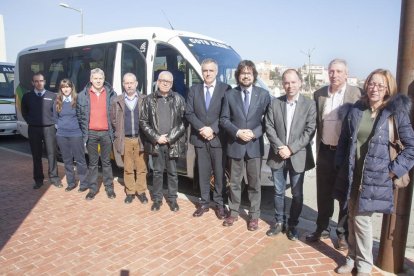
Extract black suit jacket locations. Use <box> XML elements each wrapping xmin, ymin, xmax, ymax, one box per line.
<box><xmin>185</xmin><ymin>81</ymin><xmax>231</xmax><ymax>147</ymax></box>
<box><xmin>220</xmin><ymin>86</ymin><xmax>271</xmax><ymax>159</ymax></box>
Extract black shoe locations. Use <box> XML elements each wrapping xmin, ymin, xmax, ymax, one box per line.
<box><xmin>287</xmin><ymin>227</ymin><xmax>299</xmax><ymax>241</ymax></box>
<box><xmin>33</xmin><ymin>182</ymin><xmax>43</xmax><ymax>189</ymax></box>
<box><xmin>151</xmin><ymin>201</ymin><xmax>162</xmax><ymax>211</ymax></box>
<box><xmin>137</xmin><ymin>193</ymin><xmax>148</xmax><ymax>204</ymax></box>
<box><xmin>106</xmin><ymin>190</ymin><xmax>116</xmax><ymax>199</ymax></box>
<box><xmin>168</xmin><ymin>201</ymin><xmax>179</xmax><ymax>212</ymax></box>
<box><xmin>78</xmin><ymin>187</ymin><xmax>88</xmax><ymax>193</ymax></box>
<box><xmin>266</xmin><ymin>222</ymin><xmax>284</xmax><ymax>237</ymax></box>
<box><xmin>306</xmin><ymin>230</ymin><xmax>330</xmax><ymax>242</ymax></box>
<box><xmin>124</xmin><ymin>194</ymin><xmax>134</xmax><ymax>204</ymax></box>
<box><xmin>51</xmin><ymin>179</ymin><xmax>63</xmax><ymax>188</ymax></box>
<box><xmin>85</xmin><ymin>192</ymin><xmax>96</xmax><ymax>200</ymax></box>
<box><xmin>65</xmin><ymin>185</ymin><xmax>76</xmax><ymax>192</ymax></box>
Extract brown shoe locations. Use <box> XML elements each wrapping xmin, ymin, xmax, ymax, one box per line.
<box><xmin>214</xmin><ymin>206</ymin><xmax>226</xmax><ymax>220</ymax></box>
<box><xmin>336</xmin><ymin>236</ymin><xmax>349</xmax><ymax>251</ymax></box>
<box><xmin>248</xmin><ymin>219</ymin><xmax>259</xmax><ymax>231</ymax></box>
<box><xmin>336</xmin><ymin>264</ymin><xmax>355</xmax><ymax>274</ymax></box>
<box><xmin>193</xmin><ymin>205</ymin><xmax>209</xmax><ymax>217</ymax></box>
<box><xmin>222</xmin><ymin>216</ymin><xmax>238</xmax><ymax>227</ymax></box>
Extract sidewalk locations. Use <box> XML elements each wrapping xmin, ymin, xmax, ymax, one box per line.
<box><xmin>0</xmin><ymin>147</ymin><xmax>413</xmax><ymax>275</ymax></box>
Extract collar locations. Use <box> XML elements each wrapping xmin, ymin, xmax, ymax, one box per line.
<box><xmin>286</xmin><ymin>93</ymin><xmax>299</xmax><ymax>104</ymax></box>
<box><xmin>34</xmin><ymin>89</ymin><xmax>46</xmax><ymax>94</ymax></box>
<box><xmin>328</xmin><ymin>84</ymin><xmax>346</xmax><ymax>96</ymax></box>
<box><xmin>240</xmin><ymin>85</ymin><xmax>253</xmax><ymax>93</ymax></box>
<box><xmin>205</xmin><ymin>80</ymin><xmax>217</xmax><ymax>89</ymax></box>
<box><xmin>89</xmin><ymin>87</ymin><xmax>105</xmax><ymax>95</ymax></box>
<box><xmin>156</xmin><ymin>90</ymin><xmax>172</xmax><ymax>98</ymax></box>
<box><xmin>125</xmin><ymin>92</ymin><xmax>138</xmax><ymax>101</ymax></box>
<box><xmin>63</xmin><ymin>95</ymin><xmax>72</xmax><ymax>102</ymax></box>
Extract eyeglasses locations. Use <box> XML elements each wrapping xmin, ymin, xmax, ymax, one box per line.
<box><xmin>158</xmin><ymin>79</ymin><xmax>172</xmax><ymax>85</ymax></box>
<box><xmin>368</xmin><ymin>82</ymin><xmax>387</xmax><ymax>91</ymax></box>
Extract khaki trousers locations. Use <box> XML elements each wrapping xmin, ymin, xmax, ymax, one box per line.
<box><xmin>123</xmin><ymin>137</ymin><xmax>147</xmax><ymax>195</ymax></box>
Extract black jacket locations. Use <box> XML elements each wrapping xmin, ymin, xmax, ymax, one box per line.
<box><xmin>139</xmin><ymin>90</ymin><xmax>186</xmax><ymax>158</ymax></box>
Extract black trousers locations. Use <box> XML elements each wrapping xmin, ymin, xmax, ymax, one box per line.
<box><xmin>86</xmin><ymin>130</ymin><xmax>114</xmax><ymax>193</ymax></box>
<box><xmin>28</xmin><ymin>125</ymin><xmax>59</xmax><ymax>184</ymax></box>
<box><xmin>152</xmin><ymin>144</ymin><xmax>178</xmax><ymax>203</ymax></box>
<box><xmin>195</xmin><ymin>144</ymin><xmax>225</xmax><ymax>207</ymax></box>
<box><xmin>316</xmin><ymin>143</ymin><xmax>348</xmax><ymax>238</ymax></box>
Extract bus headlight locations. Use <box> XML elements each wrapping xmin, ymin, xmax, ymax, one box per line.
<box><xmin>0</xmin><ymin>114</ymin><xmax>17</xmax><ymax>121</ymax></box>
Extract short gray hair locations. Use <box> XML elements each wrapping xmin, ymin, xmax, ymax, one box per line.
<box><xmin>328</xmin><ymin>59</ymin><xmax>348</xmax><ymax>73</ymax></box>
<box><xmin>158</xmin><ymin>70</ymin><xmax>173</xmax><ymax>81</ymax></box>
<box><xmin>90</xmin><ymin>68</ymin><xmax>105</xmax><ymax>78</ymax></box>
<box><xmin>123</xmin><ymin>72</ymin><xmax>137</xmax><ymax>82</ymax></box>
<box><xmin>201</xmin><ymin>58</ymin><xmax>218</xmax><ymax>69</ymax></box>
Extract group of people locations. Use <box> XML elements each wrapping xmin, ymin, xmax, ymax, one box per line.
<box><xmin>22</xmin><ymin>57</ymin><xmax>414</xmax><ymax>276</ymax></box>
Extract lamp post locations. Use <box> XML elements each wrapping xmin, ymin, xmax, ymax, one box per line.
<box><xmin>59</xmin><ymin>3</ymin><xmax>83</xmax><ymax>35</ymax></box>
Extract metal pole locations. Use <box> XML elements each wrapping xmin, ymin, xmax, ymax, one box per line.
<box><xmin>377</xmin><ymin>0</ymin><xmax>414</xmax><ymax>273</ymax></box>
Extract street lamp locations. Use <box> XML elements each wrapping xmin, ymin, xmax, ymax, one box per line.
<box><xmin>59</xmin><ymin>3</ymin><xmax>83</xmax><ymax>35</ymax></box>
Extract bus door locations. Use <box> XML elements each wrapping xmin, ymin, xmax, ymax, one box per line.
<box><xmin>153</xmin><ymin>43</ymin><xmax>203</xmax><ymax>176</ymax></box>
<box><xmin>111</xmin><ymin>41</ymin><xmax>147</xmax><ymax>167</ymax></box>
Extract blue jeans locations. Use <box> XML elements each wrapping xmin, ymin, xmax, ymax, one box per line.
<box><xmin>272</xmin><ymin>160</ymin><xmax>304</xmax><ymax>227</ymax></box>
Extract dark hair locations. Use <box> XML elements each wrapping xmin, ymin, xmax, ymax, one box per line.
<box><xmin>32</xmin><ymin>72</ymin><xmax>45</xmax><ymax>81</ymax></box>
<box><xmin>56</xmin><ymin>78</ymin><xmax>77</xmax><ymax>113</ymax></box>
<box><xmin>235</xmin><ymin>60</ymin><xmax>258</xmax><ymax>85</ymax></box>
<box><xmin>282</xmin><ymin>69</ymin><xmax>302</xmax><ymax>82</ymax></box>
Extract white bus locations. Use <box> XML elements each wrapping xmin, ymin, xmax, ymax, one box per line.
<box><xmin>15</xmin><ymin>27</ymin><xmax>272</xmax><ymax>185</ymax></box>
<box><xmin>0</xmin><ymin>62</ymin><xmax>17</xmax><ymax>135</ymax></box>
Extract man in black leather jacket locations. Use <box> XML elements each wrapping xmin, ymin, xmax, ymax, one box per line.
<box><xmin>139</xmin><ymin>71</ymin><xmax>186</xmax><ymax>212</ymax></box>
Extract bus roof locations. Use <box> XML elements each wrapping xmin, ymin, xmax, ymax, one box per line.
<box><xmin>17</xmin><ymin>27</ymin><xmax>228</xmax><ymax>56</ymax></box>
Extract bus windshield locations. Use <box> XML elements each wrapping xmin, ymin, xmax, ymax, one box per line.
<box><xmin>180</xmin><ymin>36</ymin><xmax>241</xmax><ymax>87</ymax></box>
<box><xmin>180</xmin><ymin>36</ymin><xmax>269</xmax><ymax>89</ymax></box>
<box><xmin>0</xmin><ymin>65</ymin><xmax>15</xmax><ymax>98</ymax></box>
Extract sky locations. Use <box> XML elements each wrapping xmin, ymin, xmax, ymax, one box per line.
<box><xmin>0</xmin><ymin>0</ymin><xmax>402</xmax><ymax>79</ymax></box>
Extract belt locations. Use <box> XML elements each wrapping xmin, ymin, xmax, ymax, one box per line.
<box><xmin>320</xmin><ymin>142</ymin><xmax>337</xmax><ymax>151</ymax></box>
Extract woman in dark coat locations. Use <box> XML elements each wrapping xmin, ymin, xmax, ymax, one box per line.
<box><xmin>335</xmin><ymin>69</ymin><xmax>414</xmax><ymax>275</ymax></box>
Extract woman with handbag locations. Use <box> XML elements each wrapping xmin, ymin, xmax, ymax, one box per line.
<box><xmin>335</xmin><ymin>69</ymin><xmax>414</xmax><ymax>275</ymax></box>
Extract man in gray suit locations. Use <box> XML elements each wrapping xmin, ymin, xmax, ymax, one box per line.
<box><xmin>265</xmin><ymin>69</ymin><xmax>316</xmax><ymax>240</ymax></box>
<box><xmin>306</xmin><ymin>59</ymin><xmax>362</xmax><ymax>251</ymax></box>
<box><xmin>220</xmin><ymin>60</ymin><xmax>271</xmax><ymax>231</ymax></box>
<box><xmin>185</xmin><ymin>58</ymin><xmax>231</xmax><ymax>219</ymax></box>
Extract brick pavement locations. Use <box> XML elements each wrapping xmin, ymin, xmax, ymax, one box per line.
<box><xmin>0</xmin><ymin>147</ymin><xmax>413</xmax><ymax>275</ymax></box>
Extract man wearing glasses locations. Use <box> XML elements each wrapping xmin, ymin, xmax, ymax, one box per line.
<box><xmin>140</xmin><ymin>71</ymin><xmax>186</xmax><ymax>212</ymax></box>
<box><xmin>22</xmin><ymin>73</ymin><xmax>61</xmax><ymax>189</ymax></box>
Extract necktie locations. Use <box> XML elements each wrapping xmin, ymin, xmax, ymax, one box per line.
<box><xmin>243</xmin><ymin>90</ymin><xmax>250</xmax><ymax>114</ymax></box>
<box><xmin>37</xmin><ymin>92</ymin><xmax>42</xmax><ymax>97</ymax></box>
<box><xmin>205</xmin><ymin>86</ymin><xmax>211</xmax><ymax>110</ymax></box>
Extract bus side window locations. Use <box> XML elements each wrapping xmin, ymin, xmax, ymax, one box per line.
<box><xmin>154</xmin><ymin>44</ymin><xmax>188</xmax><ymax>98</ymax></box>
<box><xmin>121</xmin><ymin>41</ymin><xmax>147</xmax><ymax>95</ymax></box>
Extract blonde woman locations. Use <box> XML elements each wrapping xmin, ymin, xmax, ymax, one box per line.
<box><xmin>335</xmin><ymin>69</ymin><xmax>414</xmax><ymax>275</ymax></box>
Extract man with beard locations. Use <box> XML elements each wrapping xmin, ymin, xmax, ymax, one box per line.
<box><xmin>220</xmin><ymin>60</ymin><xmax>271</xmax><ymax>231</ymax></box>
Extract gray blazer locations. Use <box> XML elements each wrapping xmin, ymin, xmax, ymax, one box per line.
<box><xmin>185</xmin><ymin>81</ymin><xmax>231</xmax><ymax>148</ymax></box>
<box><xmin>313</xmin><ymin>84</ymin><xmax>362</xmax><ymax>154</ymax></box>
<box><xmin>265</xmin><ymin>94</ymin><xmax>317</xmax><ymax>172</ymax></box>
<box><xmin>220</xmin><ymin>86</ymin><xmax>271</xmax><ymax>159</ymax></box>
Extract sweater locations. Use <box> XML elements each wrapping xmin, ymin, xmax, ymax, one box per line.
<box><xmin>54</xmin><ymin>101</ymin><xmax>82</xmax><ymax>137</ymax></box>
<box><xmin>22</xmin><ymin>90</ymin><xmax>56</xmax><ymax>126</ymax></box>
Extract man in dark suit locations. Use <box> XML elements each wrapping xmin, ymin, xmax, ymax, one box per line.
<box><xmin>186</xmin><ymin>58</ymin><xmax>231</xmax><ymax>219</ymax></box>
<box><xmin>265</xmin><ymin>69</ymin><xmax>316</xmax><ymax>240</ymax></box>
<box><xmin>220</xmin><ymin>60</ymin><xmax>271</xmax><ymax>231</ymax></box>
<box><xmin>306</xmin><ymin>59</ymin><xmax>362</xmax><ymax>251</ymax></box>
